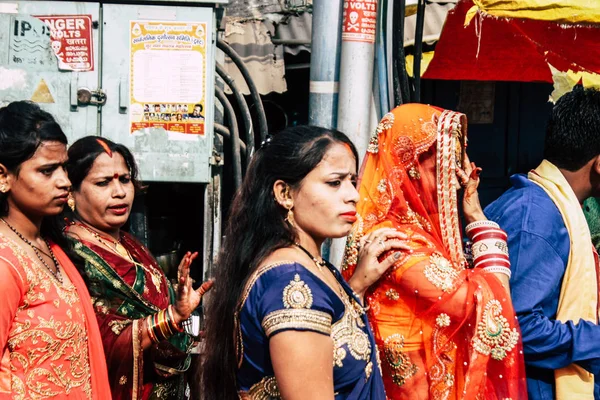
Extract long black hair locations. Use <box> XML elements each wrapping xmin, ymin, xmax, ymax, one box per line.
<box><xmin>201</xmin><ymin>125</ymin><xmax>358</xmax><ymax>399</ymax></box>
<box><xmin>0</xmin><ymin>101</ymin><xmax>67</xmax><ymax>217</ymax></box>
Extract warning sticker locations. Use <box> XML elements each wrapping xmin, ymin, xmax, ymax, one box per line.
<box><xmin>34</xmin><ymin>15</ymin><xmax>94</xmax><ymax>71</ymax></box>
<box><xmin>342</xmin><ymin>0</ymin><xmax>377</xmax><ymax>43</ymax></box>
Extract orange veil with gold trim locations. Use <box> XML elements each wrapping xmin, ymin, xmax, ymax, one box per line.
<box><xmin>342</xmin><ymin>104</ymin><xmax>526</xmax><ymax>399</ymax></box>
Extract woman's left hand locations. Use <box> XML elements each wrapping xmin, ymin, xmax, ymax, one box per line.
<box><xmin>456</xmin><ymin>153</ymin><xmax>485</xmax><ymax>224</ymax></box>
<box><xmin>173</xmin><ymin>251</ymin><xmax>214</xmax><ymax>323</ymax></box>
<box><xmin>348</xmin><ymin>228</ymin><xmax>411</xmax><ymax>302</ymax></box>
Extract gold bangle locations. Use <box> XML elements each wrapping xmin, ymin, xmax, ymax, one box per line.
<box><xmin>157</xmin><ymin>310</ymin><xmax>173</xmax><ymax>339</ymax></box>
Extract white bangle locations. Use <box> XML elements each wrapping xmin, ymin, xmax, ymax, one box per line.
<box><xmin>465</xmin><ymin>220</ymin><xmax>500</xmax><ymax>233</ymax></box>
<box><xmin>482</xmin><ymin>266</ymin><xmax>511</xmax><ymax>278</ymax></box>
<box><xmin>471</xmin><ymin>239</ymin><xmax>509</xmax><ymax>259</ymax></box>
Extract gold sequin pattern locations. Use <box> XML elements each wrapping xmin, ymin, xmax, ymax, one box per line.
<box><xmin>261</xmin><ymin>309</ymin><xmax>332</xmax><ymax>337</ymax></box>
<box><xmin>242</xmin><ymin>376</ymin><xmax>281</xmax><ymax>399</ymax></box>
<box><xmin>423</xmin><ymin>253</ymin><xmax>460</xmax><ymax>292</ymax></box>
<box><xmin>282</xmin><ymin>274</ymin><xmax>313</xmax><ymax>309</ymax></box>
<box><xmin>383</xmin><ymin>334</ymin><xmax>418</xmax><ymax>387</ymax></box>
<box><xmin>472</xmin><ymin>300</ymin><xmax>519</xmax><ymax>361</ymax></box>
<box><xmin>1</xmin><ymin>235</ymin><xmax>92</xmax><ymax>399</ymax></box>
<box><xmin>331</xmin><ymin>297</ymin><xmax>371</xmax><ymax>368</ymax></box>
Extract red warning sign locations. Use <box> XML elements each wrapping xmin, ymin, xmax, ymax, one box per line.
<box><xmin>35</xmin><ymin>15</ymin><xmax>94</xmax><ymax>71</ymax></box>
<box><xmin>342</xmin><ymin>0</ymin><xmax>378</xmax><ymax>43</ymax></box>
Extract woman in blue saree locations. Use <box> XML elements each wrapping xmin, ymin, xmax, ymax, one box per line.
<box><xmin>202</xmin><ymin>126</ymin><xmax>410</xmax><ymax>399</ymax></box>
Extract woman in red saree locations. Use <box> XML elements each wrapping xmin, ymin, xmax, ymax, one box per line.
<box><xmin>60</xmin><ymin>136</ymin><xmax>212</xmax><ymax>399</ymax></box>
<box><xmin>0</xmin><ymin>101</ymin><xmax>110</xmax><ymax>399</ymax></box>
<box><xmin>342</xmin><ymin>104</ymin><xmax>527</xmax><ymax>399</ymax></box>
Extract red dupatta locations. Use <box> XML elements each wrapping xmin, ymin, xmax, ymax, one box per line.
<box><xmin>342</xmin><ymin>104</ymin><xmax>527</xmax><ymax>399</ymax></box>
<box><xmin>50</xmin><ymin>241</ymin><xmax>112</xmax><ymax>399</ymax></box>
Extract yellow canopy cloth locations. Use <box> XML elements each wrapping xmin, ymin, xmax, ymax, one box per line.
<box><xmin>529</xmin><ymin>160</ymin><xmax>598</xmax><ymax>399</ymax></box>
<box><xmin>466</xmin><ymin>0</ymin><xmax>600</xmax><ymax>25</ymax></box>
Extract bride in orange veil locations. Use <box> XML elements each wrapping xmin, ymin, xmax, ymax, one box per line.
<box><xmin>342</xmin><ymin>104</ymin><xmax>527</xmax><ymax>399</ymax></box>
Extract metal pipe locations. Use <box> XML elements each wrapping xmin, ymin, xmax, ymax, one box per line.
<box><xmin>334</xmin><ymin>0</ymin><xmax>379</xmax><ymax>266</ymax></box>
<box><xmin>217</xmin><ymin>39</ymin><xmax>268</xmax><ymax>140</ymax></box>
<box><xmin>216</xmin><ymin>62</ymin><xmax>254</xmax><ymax>162</ymax></box>
<box><xmin>271</xmin><ymin>39</ymin><xmax>311</xmax><ymax>46</ymax></box>
<box><xmin>413</xmin><ymin>0</ymin><xmax>426</xmax><ymax>102</ymax></box>
<box><xmin>376</xmin><ymin>0</ymin><xmax>389</xmax><ymax>116</ymax></box>
<box><xmin>393</xmin><ymin>0</ymin><xmax>410</xmax><ymax>105</ymax></box>
<box><xmin>308</xmin><ymin>0</ymin><xmax>344</xmax><ymax>129</ymax></box>
<box><xmin>337</xmin><ymin>0</ymin><xmax>378</xmax><ymax>161</ymax></box>
<box><xmin>214</xmin><ymin>122</ymin><xmax>247</xmax><ymax>157</ymax></box>
<box><xmin>215</xmin><ymin>87</ymin><xmax>242</xmax><ymax>190</ymax></box>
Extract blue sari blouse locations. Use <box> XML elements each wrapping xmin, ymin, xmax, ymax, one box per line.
<box><xmin>236</xmin><ymin>261</ymin><xmax>385</xmax><ymax>399</ymax></box>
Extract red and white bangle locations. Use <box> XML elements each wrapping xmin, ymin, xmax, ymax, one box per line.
<box><xmin>467</xmin><ymin>220</ymin><xmax>512</xmax><ymax>277</ymax></box>
<box><xmin>482</xmin><ymin>265</ymin><xmax>512</xmax><ymax>278</ymax></box>
<box><xmin>465</xmin><ymin>220</ymin><xmax>500</xmax><ymax>235</ymax></box>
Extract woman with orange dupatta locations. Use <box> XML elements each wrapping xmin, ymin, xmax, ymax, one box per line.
<box><xmin>342</xmin><ymin>103</ymin><xmax>527</xmax><ymax>399</ymax></box>
<box><xmin>0</xmin><ymin>101</ymin><xmax>110</xmax><ymax>399</ymax></box>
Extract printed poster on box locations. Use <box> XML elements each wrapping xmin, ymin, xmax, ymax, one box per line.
<box><xmin>129</xmin><ymin>21</ymin><xmax>207</xmax><ymax>135</ymax></box>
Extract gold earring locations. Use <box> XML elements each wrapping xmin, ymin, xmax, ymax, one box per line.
<box><xmin>67</xmin><ymin>193</ymin><xmax>76</xmax><ymax>211</ymax></box>
<box><xmin>284</xmin><ymin>203</ymin><xmax>295</xmax><ymax>227</ymax></box>
<box><xmin>0</xmin><ymin>183</ymin><xmax>6</xmax><ymax>193</ymax></box>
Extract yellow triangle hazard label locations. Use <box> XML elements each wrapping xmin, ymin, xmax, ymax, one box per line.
<box><xmin>30</xmin><ymin>79</ymin><xmax>55</xmax><ymax>103</ymax></box>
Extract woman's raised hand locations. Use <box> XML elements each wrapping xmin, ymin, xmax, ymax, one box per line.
<box><xmin>173</xmin><ymin>251</ymin><xmax>214</xmax><ymax>323</ymax></box>
<box><xmin>348</xmin><ymin>228</ymin><xmax>411</xmax><ymax>301</ymax></box>
<box><xmin>456</xmin><ymin>153</ymin><xmax>486</xmax><ymax>224</ymax></box>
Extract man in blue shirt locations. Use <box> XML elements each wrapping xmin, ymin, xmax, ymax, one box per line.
<box><xmin>485</xmin><ymin>87</ymin><xmax>600</xmax><ymax>399</ymax></box>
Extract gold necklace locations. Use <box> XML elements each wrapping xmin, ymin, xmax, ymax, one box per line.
<box><xmin>74</xmin><ymin>221</ymin><xmax>163</xmax><ymax>293</ymax></box>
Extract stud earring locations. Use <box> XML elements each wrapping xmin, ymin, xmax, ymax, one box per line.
<box><xmin>0</xmin><ymin>183</ymin><xmax>7</xmax><ymax>193</ymax></box>
<box><xmin>67</xmin><ymin>193</ymin><xmax>76</xmax><ymax>211</ymax></box>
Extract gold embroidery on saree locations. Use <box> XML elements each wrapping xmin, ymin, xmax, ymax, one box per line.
<box><xmin>235</xmin><ymin>262</ymin><xmax>296</xmax><ymax>368</ymax></box>
<box><xmin>436</xmin><ymin>313</ymin><xmax>451</xmax><ymax>327</ymax></box>
<box><xmin>241</xmin><ymin>376</ymin><xmax>281</xmax><ymax>400</ymax></box>
<box><xmin>367</xmin><ymin>112</ymin><xmax>395</xmax><ymax>154</ymax></box>
<box><xmin>430</xmin><ymin>326</ymin><xmax>456</xmax><ymax>400</ymax></box>
<box><xmin>383</xmin><ymin>334</ymin><xmax>418</xmax><ymax>387</ymax></box>
<box><xmin>8</xmin><ymin>316</ymin><xmax>91</xmax><ymax>399</ymax></box>
<box><xmin>282</xmin><ymin>274</ymin><xmax>313</xmax><ymax>309</ymax></box>
<box><xmin>364</xmin><ymin>361</ymin><xmax>373</xmax><ymax>381</ymax></box>
<box><xmin>472</xmin><ymin>300</ymin><xmax>519</xmax><ymax>361</ymax></box>
<box><xmin>331</xmin><ymin>297</ymin><xmax>371</xmax><ymax>368</ymax></box>
<box><xmin>261</xmin><ymin>309</ymin><xmax>332</xmax><ymax>337</ymax></box>
<box><xmin>385</xmin><ymin>288</ymin><xmax>400</xmax><ymax>301</ymax></box>
<box><xmin>109</xmin><ymin>319</ymin><xmax>133</xmax><ymax>335</ymax></box>
<box><xmin>424</xmin><ymin>253</ymin><xmax>459</xmax><ymax>292</ymax></box>
<box><xmin>342</xmin><ymin>214</ymin><xmax>363</xmax><ymax>271</ymax></box>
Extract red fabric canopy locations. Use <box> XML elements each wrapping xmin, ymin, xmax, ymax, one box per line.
<box><xmin>423</xmin><ymin>0</ymin><xmax>600</xmax><ymax>82</ymax></box>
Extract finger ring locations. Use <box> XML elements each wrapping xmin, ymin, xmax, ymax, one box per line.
<box><xmin>379</xmin><ymin>240</ymin><xmax>385</xmax><ymax>247</ymax></box>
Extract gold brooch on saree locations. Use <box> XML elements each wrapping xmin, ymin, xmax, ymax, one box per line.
<box><xmin>472</xmin><ymin>299</ymin><xmax>520</xmax><ymax>361</ymax></box>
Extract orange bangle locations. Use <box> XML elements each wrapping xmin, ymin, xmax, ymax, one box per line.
<box><xmin>167</xmin><ymin>305</ymin><xmax>184</xmax><ymax>333</ymax></box>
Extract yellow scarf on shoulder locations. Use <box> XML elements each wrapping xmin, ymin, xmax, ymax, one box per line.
<box><xmin>529</xmin><ymin>160</ymin><xmax>598</xmax><ymax>399</ymax></box>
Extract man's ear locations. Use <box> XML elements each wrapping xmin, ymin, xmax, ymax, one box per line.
<box><xmin>273</xmin><ymin>180</ymin><xmax>293</xmax><ymax>209</ymax></box>
<box><xmin>593</xmin><ymin>155</ymin><xmax>600</xmax><ymax>176</ymax></box>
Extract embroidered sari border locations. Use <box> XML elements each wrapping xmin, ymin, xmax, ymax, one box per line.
<box><xmin>262</xmin><ymin>308</ymin><xmax>332</xmax><ymax>337</ymax></box>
